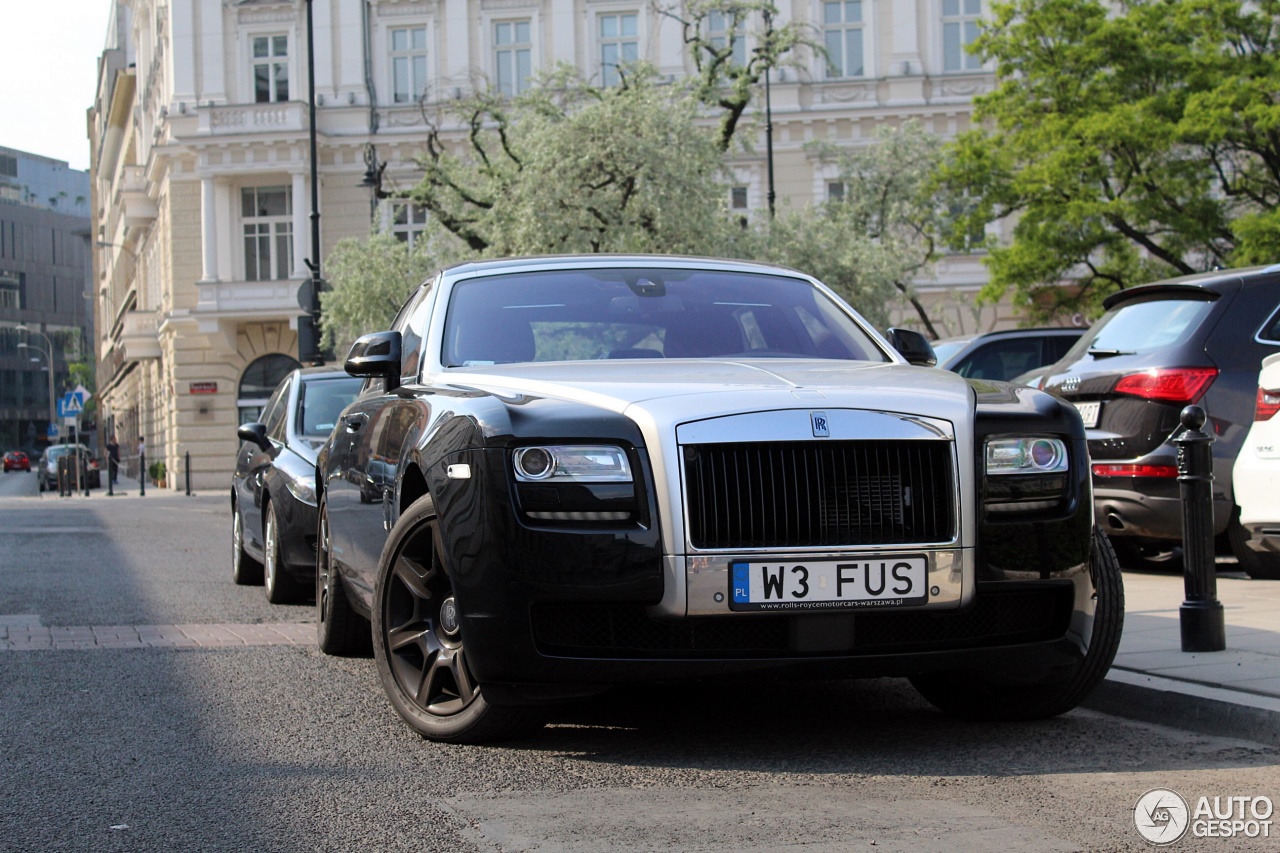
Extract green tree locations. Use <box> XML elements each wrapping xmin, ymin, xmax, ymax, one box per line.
<box><xmin>758</xmin><ymin>123</ymin><xmax>969</xmax><ymax>333</ymax></box>
<box><xmin>321</xmin><ymin>233</ymin><xmax>446</xmax><ymax>353</ymax></box>
<box><xmin>947</xmin><ymin>0</ymin><xmax>1280</xmax><ymax>322</ymax></box>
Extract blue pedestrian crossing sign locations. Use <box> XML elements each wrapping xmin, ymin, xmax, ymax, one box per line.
<box><xmin>57</xmin><ymin>391</ymin><xmax>86</xmax><ymax>418</ymax></box>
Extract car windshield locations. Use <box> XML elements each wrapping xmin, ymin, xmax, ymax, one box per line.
<box><xmin>46</xmin><ymin>446</ymin><xmax>77</xmax><ymax>459</ymax></box>
<box><xmin>297</xmin><ymin>376</ymin><xmax>364</xmax><ymax>437</ymax></box>
<box><xmin>1064</xmin><ymin>297</ymin><xmax>1215</xmax><ymax>360</ymax></box>
<box><xmin>441</xmin><ymin>268</ymin><xmax>889</xmax><ymax>366</ymax></box>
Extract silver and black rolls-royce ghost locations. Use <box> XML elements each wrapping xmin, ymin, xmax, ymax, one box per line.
<box><xmin>314</xmin><ymin>255</ymin><xmax>1121</xmax><ymax>743</ymax></box>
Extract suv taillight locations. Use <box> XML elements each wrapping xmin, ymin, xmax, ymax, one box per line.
<box><xmin>1257</xmin><ymin>387</ymin><xmax>1280</xmax><ymax>421</ymax></box>
<box><xmin>1113</xmin><ymin>367</ymin><xmax>1217</xmax><ymax>404</ymax></box>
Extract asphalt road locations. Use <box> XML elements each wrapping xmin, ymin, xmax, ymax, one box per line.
<box><xmin>2</xmin><ymin>490</ymin><xmax>1278</xmax><ymax>852</ymax></box>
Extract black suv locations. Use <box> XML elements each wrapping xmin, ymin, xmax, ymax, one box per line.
<box><xmin>1040</xmin><ymin>266</ymin><xmax>1280</xmax><ymax>574</ymax></box>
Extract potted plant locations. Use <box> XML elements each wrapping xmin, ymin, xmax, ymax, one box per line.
<box><xmin>148</xmin><ymin>459</ymin><xmax>167</xmax><ymax>489</ymax></box>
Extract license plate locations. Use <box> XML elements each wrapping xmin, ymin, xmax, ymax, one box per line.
<box><xmin>729</xmin><ymin>556</ymin><xmax>928</xmax><ymax>611</ymax></box>
<box><xmin>1074</xmin><ymin>400</ymin><xmax>1101</xmax><ymax>428</ymax></box>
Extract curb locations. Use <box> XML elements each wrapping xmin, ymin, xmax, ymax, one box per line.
<box><xmin>1085</xmin><ymin>669</ymin><xmax>1280</xmax><ymax>747</ymax></box>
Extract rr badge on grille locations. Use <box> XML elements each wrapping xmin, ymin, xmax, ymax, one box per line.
<box><xmin>811</xmin><ymin>411</ymin><xmax>830</xmax><ymax>437</ymax></box>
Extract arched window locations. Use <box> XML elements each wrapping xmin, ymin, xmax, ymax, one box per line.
<box><xmin>237</xmin><ymin>353</ymin><xmax>300</xmax><ymax>424</ymax></box>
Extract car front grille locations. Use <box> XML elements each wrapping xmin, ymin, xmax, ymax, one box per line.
<box><xmin>531</xmin><ymin>585</ymin><xmax>1073</xmax><ymax>659</ymax></box>
<box><xmin>682</xmin><ymin>440</ymin><xmax>955</xmax><ymax>549</ymax></box>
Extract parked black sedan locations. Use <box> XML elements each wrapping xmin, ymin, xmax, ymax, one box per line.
<box><xmin>314</xmin><ymin>255</ymin><xmax>1121</xmax><ymax>744</ymax></box>
<box><xmin>231</xmin><ymin>367</ymin><xmax>362</xmax><ymax>603</ymax></box>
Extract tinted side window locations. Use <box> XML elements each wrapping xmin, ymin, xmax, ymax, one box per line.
<box><xmin>956</xmin><ymin>339</ymin><xmax>1044</xmax><ymax>381</ymax></box>
<box><xmin>1258</xmin><ymin>304</ymin><xmax>1280</xmax><ymax>343</ymax></box>
<box><xmin>262</xmin><ymin>378</ymin><xmax>292</xmax><ymax>439</ymax></box>
<box><xmin>396</xmin><ymin>278</ymin><xmax>436</xmax><ymax>382</ymax></box>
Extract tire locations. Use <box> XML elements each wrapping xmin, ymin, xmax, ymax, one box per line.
<box><xmin>1228</xmin><ymin>509</ymin><xmax>1280</xmax><ymax>580</ymax></box>
<box><xmin>316</xmin><ymin>499</ymin><xmax>372</xmax><ymax>656</ymax></box>
<box><xmin>371</xmin><ymin>494</ymin><xmax>544</xmax><ymax>743</ymax></box>
<box><xmin>263</xmin><ymin>500</ymin><xmax>303</xmax><ymax>604</ymax></box>
<box><xmin>910</xmin><ymin>528</ymin><xmax>1125</xmax><ymax>721</ymax></box>
<box><xmin>232</xmin><ymin>498</ymin><xmax>264</xmax><ymax>585</ymax></box>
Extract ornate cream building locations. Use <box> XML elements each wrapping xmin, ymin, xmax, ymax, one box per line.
<box><xmin>91</xmin><ymin>0</ymin><xmax>1005</xmax><ymax>490</ymax></box>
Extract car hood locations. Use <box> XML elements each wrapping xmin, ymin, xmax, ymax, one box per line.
<box><xmin>438</xmin><ymin>359</ymin><xmax>974</xmax><ymax>428</ymax></box>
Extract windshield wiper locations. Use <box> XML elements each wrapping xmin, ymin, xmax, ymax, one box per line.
<box><xmin>1087</xmin><ymin>347</ymin><xmax>1134</xmax><ymax>358</ymax></box>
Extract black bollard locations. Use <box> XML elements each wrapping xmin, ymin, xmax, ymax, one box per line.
<box><xmin>82</xmin><ymin>455</ymin><xmax>90</xmax><ymax>497</ymax></box>
<box><xmin>185</xmin><ymin>451</ymin><xmax>191</xmax><ymax>496</ymax></box>
<box><xmin>1175</xmin><ymin>405</ymin><xmax>1226</xmax><ymax>652</ymax></box>
<box><xmin>139</xmin><ymin>450</ymin><xmax>146</xmax><ymax>497</ymax></box>
<box><xmin>107</xmin><ymin>459</ymin><xmax>114</xmax><ymax>497</ymax></box>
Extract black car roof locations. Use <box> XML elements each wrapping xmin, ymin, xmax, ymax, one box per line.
<box><xmin>1101</xmin><ymin>265</ymin><xmax>1279</xmax><ymax>310</ymax></box>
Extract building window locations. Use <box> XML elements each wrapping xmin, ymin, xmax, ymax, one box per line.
<box><xmin>0</xmin><ymin>270</ymin><xmax>22</xmax><ymax>309</ymax></box>
<box><xmin>706</xmin><ymin>11</ymin><xmax>746</xmax><ymax>67</ymax></box>
<box><xmin>238</xmin><ymin>353</ymin><xmax>300</xmax><ymax>426</ymax></box>
<box><xmin>0</xmin><ymin>155</ymin><xmax>16</xmax><ymax>178</ymax></box>
<box><xmin>390</xmin><ymin>26</ymin><xmax>428</xmax><ymax>104</ymax></box>
<box><xmin>730</xmin><ymin>186</ymin><xmax>749</xmax><ymax>210</ymax></box>
<box><xmin>391</xmin><ymin>201</ymin><xmax>429</xmax><ymax>249</ymax></box>
<box><xmin>943</xmin><ymin>0</ymin><xmax>983</xmax><ymax>72</ymax></box>
<box><xmin>823</xmin><ymin>2</ymin><xmax>864</xmax><ymax>79</ymax></box>
<box><xmin>252</xmin><ymin>35</ymin><xmax>289</xmax><ymax>103</ymax></box>
<box><xmin>241</xmin><ymin>187</ymin><xmax>293</xmax><ymax>281</ymax></box>
<box><xmin>494</xmin><ymin>20</ymin><xmax>532</xmax><ymax>96</ymax></box>
<box><xmin>599</xmin><ymin>12</ymin><xmax>639</xmax><ymax>87</ymax></box>
<box><xmin>827</xmin><ymin>181</ymin><xmax>846</xmax><ymax>203</ymax></box>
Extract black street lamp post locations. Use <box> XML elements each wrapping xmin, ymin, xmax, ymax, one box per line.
<box><xmin>299</xmin><ymin>0</ymin><xmax>325</xmax><ymax>365</ymax></box>
<box><xmin>762</xmin><ymin>9</ymin><xmax>777</xmax><ymax>219</ymax></box>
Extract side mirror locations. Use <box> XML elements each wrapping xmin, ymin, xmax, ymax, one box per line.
<box><xmin>345</xmin><ymin>331</ymin><xmax>402</xmax><ymax>392</ymax></box>
<box><xmin>886</xmin><ymin>328</ymin><xmax>938</xmax><ymax>367</ymax></box>
<box><xmin>237</xmin><ymin>422</ymin><xmax>271</xmax><ymax>451</ymax></box>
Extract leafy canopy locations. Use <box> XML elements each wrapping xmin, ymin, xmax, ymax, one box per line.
<box><xmin>947</xmin><ymin>0</ymin><xmax>1280</xmax><ymax>321</ymax></box>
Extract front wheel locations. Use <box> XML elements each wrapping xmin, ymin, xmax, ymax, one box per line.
<box><xmin>232</xmin><ymin>499</ymin><xmax>263</xmax><ymax>585</ymax></box>
<box><xmin>263</xmin><ymin>501</ymin><xmax>303</xmax><ymax>604</ymax></box>
<box><xmin>910</xmin><ymin>528</ymin><xmax>1125</xmax><ymax>721</ymax></box>
<box><xmin>371</xmin><ymin>494</ymin><xmax>543</xmax><ymax>744</ymax></box>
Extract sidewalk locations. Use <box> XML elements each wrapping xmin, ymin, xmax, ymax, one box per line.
<box><xmin>1085</xmin><ymin>563</ymin><xmax>1280</xmax><ymax>745</ymax></box>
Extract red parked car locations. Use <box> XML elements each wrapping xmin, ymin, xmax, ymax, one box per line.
<box><xmin>3</xmin><ymin>451</ymin><xmax>30</xmax><ymax>472</ymax></box>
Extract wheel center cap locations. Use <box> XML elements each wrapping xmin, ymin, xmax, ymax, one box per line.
<box><xmin>439</xmin><ymin>596</ymin><xmax>460</xmax><ymax>636</ymax></box>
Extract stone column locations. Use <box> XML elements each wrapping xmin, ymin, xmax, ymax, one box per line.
<box><xmin>200</xmin><ymin>176</ymin><xmax>218</xmax><ymax>281</ymax></box>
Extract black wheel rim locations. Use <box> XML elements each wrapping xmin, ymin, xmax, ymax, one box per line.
<box><xmin>383</xmin><ymin>519</ymin><xmax>476</xmax><ymax>717</ymax></box>
<box><xmin>264</xmin><ymin>506</ymin><xmax>277</xmax><ymax>592</ymax></box>
<box><xmin>317</xmin><ymin>506</ymin><xmax>334</xmax><ymax>623</ymax></box>
<box><xmin>232</xmin><ymin>509</ymin><xmax>243</xmax><ymax>574</ymax></box>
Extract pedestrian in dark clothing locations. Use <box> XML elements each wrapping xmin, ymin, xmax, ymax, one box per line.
<box><xmin>106</xmin><ymin>434</ymin><xmax>120</xmax><ymax>485</ymax></box>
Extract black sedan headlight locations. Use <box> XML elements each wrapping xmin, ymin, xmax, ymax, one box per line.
<box><xmin>512</xmin><ymin>444</ymin><xmax>639</xmax><ymax>523</ymax></box>
<box><xmin>984</xmin><ymin>436</ymin><xmax>1071</xmax><ymax>513</ymax></box>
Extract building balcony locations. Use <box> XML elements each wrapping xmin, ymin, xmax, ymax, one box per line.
<box><xmin>120</xmin><ymin>310</ymin><xmax>162</xmax><ymax>361</ymax></box>
<box><xmin>194</xmin><ymin>278</ymin><xmax>304</xmax><ymax>327</ymax></box>
<box><xmin>196</xmin><ymin>102</ymin><xmax>306</xmax><ymax>137</ymax></box>
<box><xmin>119</xmin><ymin>164</ymin><xmax>157</xmax><ymax>227</ymax></box>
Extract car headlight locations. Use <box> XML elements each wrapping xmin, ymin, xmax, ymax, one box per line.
<box><xmin>513</xmin><ymin>445</ymin><xmax>632</xmax><ymax>483</ymax></box>
<box><xmin>985</xmin><ymin>437</ymin><xmax>1069</xmax><ymax>475</ymax></box>
<box><xmin>284</xmin><ymin>476</ymin><xmax>318</xmax><ymax>506</ymax></box>
<box><xmin>984</xmin><ymin>436</ymin><xmax>1071</xmax><ymax>513</ymax></box>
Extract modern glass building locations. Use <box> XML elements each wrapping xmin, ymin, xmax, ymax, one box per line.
<box><xmin>0</xmin><ymin>146</ymin><xmax>93</xmax><ymax>456</ymax></box>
